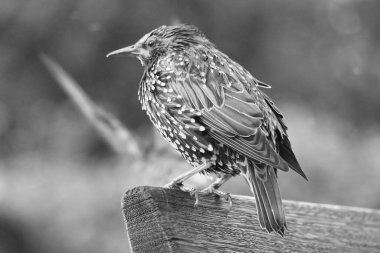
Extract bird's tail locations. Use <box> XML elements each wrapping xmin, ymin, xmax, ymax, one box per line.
<box><xmin>243</xmin><ymin>160</ymin><xmax>287</xmax><ymax>236</ymax></box>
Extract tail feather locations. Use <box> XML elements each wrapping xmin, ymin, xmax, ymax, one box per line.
<box><xmin>244</xmin><ymin>161</ymin><xmax>286</xmax><ymax>236</ymax></box>
<box><xmin>250</xmin><ymin>175</ymin><xmax>270</xmax><ymax>229</ymax></box>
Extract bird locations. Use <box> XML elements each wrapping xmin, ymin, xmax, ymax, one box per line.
<box><xmin>107</xmin><ymin>24</ymin><xmax>307</xmax><ymax>236</ymax></box>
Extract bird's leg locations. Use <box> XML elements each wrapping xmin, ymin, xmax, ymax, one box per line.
<box><xmin>165</xmin><ymin>163</ymin><xmax>211</xmax><ymax>188</ymax></box>
<box><xmin>164</xmin><ymin>163</ymin><xmax>211</xmax><ymax>206</ymax></box>
<box><xmin>202</xmin><ymin>174</ymin><xmax>233</xmax><ymax>208</ymax></box>
<box><xmin>203</xmin><ymin>174</ymin><xmax>233</xmax><ymax>191</ymax></box>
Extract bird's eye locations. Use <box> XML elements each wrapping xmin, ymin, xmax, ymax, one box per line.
<box><xmin>147</xmin><ymin>40</ymin><xmax>156</xmax><ymax>47</ymax></box>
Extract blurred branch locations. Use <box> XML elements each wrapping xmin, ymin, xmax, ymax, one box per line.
<box><xmin>40</xmin><ymin>53</ymin><xmax>142</xmax><ymax>157</ymax></box>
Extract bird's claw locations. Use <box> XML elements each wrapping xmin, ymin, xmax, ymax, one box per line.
<box><xmin>189</xmin><ymin>189</ymin><xmax>200</xmax><ymax>207</ymax></box>
<box><xmin>202</xmin><ymin>187</ymin><xmax>233</xmax><ymax>209</ymax></box>
<box><xmin>164</xmin><ymin>181</ymin><xmax>184</xmax><ymax>190</ymax></box>
<box><xmin>164</xmin><ymin>182</ymin><xmax>200</xmax><ymax>207</ymax></box>
<box><xmin>223</xmin><ymin>192</ymin><xmax>233</xmax><ymax>208</ymax></box>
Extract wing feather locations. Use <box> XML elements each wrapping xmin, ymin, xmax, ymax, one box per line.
<box><xmin>155</xmin><ymin>51</ymin><xmax>291</xmax><ymax>171</ymax></box>
<box><xmin>181</xmin><ymin>79</ymin><xmax>203</xmax><ymax>108</ymax></box>
<box><xmin>209</xmin><ymin>129</ymin><xmax>289</xmax><ymax>171</ymax></box>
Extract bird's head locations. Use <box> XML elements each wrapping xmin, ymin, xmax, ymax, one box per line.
<box><xmin>107</xmin><ymin>24</ymin><xmax>213</xmax><ymax>66</ymax></box>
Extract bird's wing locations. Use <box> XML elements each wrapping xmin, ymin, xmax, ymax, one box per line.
<box><xmin>155</xmin><ymin>52</ymin><xmax>290</xmax><ymax>171</ymax></box>
<box><xmin>262</xmin><ymin>92</ymin><xmax>307</xmax><ymax>179</ymax></box>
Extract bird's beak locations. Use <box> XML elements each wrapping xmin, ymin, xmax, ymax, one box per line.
<box><xmin>106</xmin><ymin>44</ymin><xmax>140</xmax><ymax>58</ymax></box>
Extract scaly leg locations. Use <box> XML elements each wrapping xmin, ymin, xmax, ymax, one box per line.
<box><xmin>202</xmin><ymin>174</ymin><xmax>233</xmax><ymax>208</ymax></box>
<box><xmin>164</xmin><ymin>163</ymin><xmax>211</xmax><ymax>188</ymax></box>
<box><xmin>164</xmin><ymin>163</ymin><xmax>211</xmax><ymax>207</ymax></box>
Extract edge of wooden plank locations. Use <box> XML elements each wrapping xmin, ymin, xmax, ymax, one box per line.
<box><xmin>122</xmin><ymin>186</ymin><xmax>380</xmax><ymax>253</ymax></box>
<box><xmin>126</xmin><ymin>185</ymin><xmax>380</xmax><ymax>214</ymax></box>
<box><xmin>122</xmin><ymin>186</ymin><xmax>176</xmax><ymax>253</ymax></box>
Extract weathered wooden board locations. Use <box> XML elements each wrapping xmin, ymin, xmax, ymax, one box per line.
<box><xmin>122</xmin><ymin>186</ymin><xmax>380</xmax><ymax>253</ymax></box>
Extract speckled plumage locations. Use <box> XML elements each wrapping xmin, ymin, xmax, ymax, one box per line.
<box><xmin>108</xmin><ymin>24</ymin><xmax>307</xmax><ymax>236</ymax></box>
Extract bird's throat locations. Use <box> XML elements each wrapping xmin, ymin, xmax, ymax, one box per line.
<box><xmin>137</xmin><ymin>55</ymin><xmax>146</xmax><ymax>66</ymax></box>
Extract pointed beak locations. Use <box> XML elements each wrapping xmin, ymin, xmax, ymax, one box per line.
<box><xmin>106</xmin><ymin>44</ymin><xmax>139</xmax><ymax>58</ymax></box>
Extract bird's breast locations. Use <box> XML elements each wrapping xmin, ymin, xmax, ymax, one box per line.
<box><xmin>138</xmin><ymin>62</ymin><xmax>218</xmax><ymax>168</ymax></box>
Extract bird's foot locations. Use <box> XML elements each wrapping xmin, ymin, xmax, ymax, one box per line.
<box><xmin>189</xmin><ymin>189</ymin><xmax>200</xmax><ymax>207</ymax></box>
<box><xmin>164</xmin><ymin>182</ymin><xmax>200</xmax><ymax>207</ymax></box>
<box><xmin>164</xmin><ymin>181</ymin><xmax>186</xmax><ymax>190</ymax></box>
<box><xmin>202</xmin><ymin>185</ymin><xmax>233</xmax><ymax>209</ymax></box>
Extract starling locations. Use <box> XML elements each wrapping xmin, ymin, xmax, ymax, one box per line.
<box><xmin>107</xmin><ymin>24</ymin><xmax>307</xmax><ymax>236</ymax></box>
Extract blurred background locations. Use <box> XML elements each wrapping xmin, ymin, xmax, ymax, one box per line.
<box><xmin>1</xmin><ymin>0</ymin><xmax>380</xmax><ymax>252</ymax></box>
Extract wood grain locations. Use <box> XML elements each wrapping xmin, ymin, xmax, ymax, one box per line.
<box><xmin>122</xmin><ymin>186</ymin><xmax>380</xmax><ymax>253</ymax></box>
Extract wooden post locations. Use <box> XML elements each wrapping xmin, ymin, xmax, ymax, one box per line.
<box><xmin>122</xmin><ymin>186</ymin><xmax>380</xmax><ymax>252</ymax></box>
